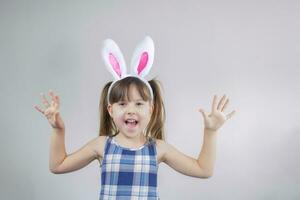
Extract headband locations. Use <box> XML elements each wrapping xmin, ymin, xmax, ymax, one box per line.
<box><xmin>101</xmin><ymin>36</ymin><xmax>155</xmax><ymax>105</ymax></box>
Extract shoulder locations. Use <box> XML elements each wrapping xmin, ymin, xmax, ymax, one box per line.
<box><xmin>155</xmin><ymin>138</ymin><xmax>172</xmax><ymax>150</ymax></box>
<box><xmin>155</xmin><ymin>139</ymin><xmax>184</xmax><ymax>163</ymax></box>
<box><xmin>90</xmin><ymin>135</ymin><xmax>108</xmax><ymax>161</ymax></box>
<box><xmin>154</xmin><ymin>139</ymin><xmax>170</xmax><ymax>163</ymax></box>
<box><xmin>155</xmin><ymin>138</ymin><xmax>166</xmax><ymax>148</ymax></box>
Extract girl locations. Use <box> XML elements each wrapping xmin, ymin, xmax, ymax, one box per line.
<box><xmin>34</xmin><ymin>36</ymin><xmax>236</xmax><ymax>200</ymax></box>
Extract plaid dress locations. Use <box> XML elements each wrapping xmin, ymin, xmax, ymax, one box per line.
<box><xmin>99</xmin><ymin>136</ymin><xmax>159</xmax><ymax>200</ymax></box>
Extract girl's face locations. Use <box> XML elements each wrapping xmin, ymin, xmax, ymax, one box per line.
<box><xmin>107</xmin><ymin>84</ymin><xmax>154</xmax><ymax>139</ymax></box>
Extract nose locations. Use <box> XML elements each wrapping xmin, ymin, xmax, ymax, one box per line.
<box><xmin>126</xmin><ymin>103</ymin><xmax>136</xmax><ymax>115</ymax></box>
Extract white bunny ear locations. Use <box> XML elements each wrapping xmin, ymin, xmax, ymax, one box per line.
<box><xmin>101</xmin><ymin>39</ymin><xmax>127</xmax><ymax>80</ymax></box>
<box><xmin>130</xmin><ymin>36</ymin><xmax>154</xmax><ymax>77</ymax></box>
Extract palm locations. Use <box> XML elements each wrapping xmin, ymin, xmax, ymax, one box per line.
<box><xmin>45</xmin><ymin>105</ymin><xmax>60</xmax><ymax>127</ymax></box>
<box><xmin>34</xmin><ymin>90</ymin><xmax>65</xmax><ymax>130</ymax></box>
<box><xmin>199</xmin><ymin>94</ymin><xmax>236</xmax><ymax>131</ymax></box>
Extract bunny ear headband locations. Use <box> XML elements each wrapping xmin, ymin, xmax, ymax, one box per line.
<box><xmin>101</xmin><ymin>36</ymin><xmax>155</xmax><ymax>105</ymax></box>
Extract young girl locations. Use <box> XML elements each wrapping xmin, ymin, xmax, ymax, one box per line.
<box><xmin>34</xmin><ymin>36</ymin><xmax>236</xmax><ymax>200</ymax></box>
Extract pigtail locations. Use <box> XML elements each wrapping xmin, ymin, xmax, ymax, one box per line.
<box><xmin>99</xmin><ymin>81</ymin><xmax>119</xmax><ymax>136</ymax></box>
<box><xmin>146</xmin><ymin>78</ymin><xmax>166</xmax><ymax>140</ymax></box>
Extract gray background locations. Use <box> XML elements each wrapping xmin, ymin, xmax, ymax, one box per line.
<box><xmin>1</xmin><ymin>0</ymin><xmax>299</xmax><ymax>199</ymax></box>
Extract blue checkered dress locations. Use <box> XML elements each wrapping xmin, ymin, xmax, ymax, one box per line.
<box><xmin>99</xmin><ymin>136</ymin><xmax>159</xmax><ymax>200</ymax></box>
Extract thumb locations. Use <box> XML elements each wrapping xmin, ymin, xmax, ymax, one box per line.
<box><xmin>198</xmin><ymin>108</ymin><xmax>207</xmax><ymax>119</ymax></box>
<box><xmin>54</xmin><ymin>110</ymin><xmax>60</xmax><ymax>121</ymax></box>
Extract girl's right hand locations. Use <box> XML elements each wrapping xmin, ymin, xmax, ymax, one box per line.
<box><xmin>34</xmin><ymin>90</ymin><xmax>65</xmax><ymax>130</ymax></box>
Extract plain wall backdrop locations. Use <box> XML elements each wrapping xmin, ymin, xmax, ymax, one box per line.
<box><xmin>0</xmin><ymin>0</ymin><xmax>299</xmax><ymax>199</ymax></box>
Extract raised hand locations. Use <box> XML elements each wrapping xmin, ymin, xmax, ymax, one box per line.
<box><xmin>198</xmin><ymin>94</ymin><xmax>236</xmax><ymax>132</ymax></box>
<box><xmin>34</xmin><ymin>90</ymin><xmax>65</xmax><ymax>130</ymax></box>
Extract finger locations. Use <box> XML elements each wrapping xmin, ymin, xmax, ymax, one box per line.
<box><xmin>217</xmin><ymin>94</ymin><xmax>226</xmax><ymax>111</ymax></box>
<box><xmin>49</xmin><ymin>90</ymin><xmax>56</xmax><ymax>102</ymax></box>
<box><xmin>34</xmin><ymin>105</ymin><xmax>44</xmax><ymax>114</ymax></box>
<box><xmin>53</xmin><ymin>111</ymin><xmax>58</xmax><ymax>122</ymax></box>
<box><xmin>51</xmin><ymin>90</ymin><xmax>61</xmax><ymax>107</ymax></box>
<box><xmin>56</xmin><ymin>95</ymin><xmax>60</xmax><ymax>103</ymax></box>
<box><xmin>52</xmin><ymin>93</ymin><xmax>60</xmax><ymax>109</ymax></box>
<box><xmin>40</xmin><ymin>93</ymin><xmax>50</xmax><ymax>108</ymax></box>
<box><xmin>198</xmin><ymin>108</ymin><xmax>208</xmax><ymax>119</ymax></box>
<box><xmin>55</xmin><ymin>95</ymin><xmax>60</xmax><ymax>108</ymax></box>
<box><xmin>226</xmin><ymin>110</ymin><xmax>236</xmax><ymax>120</ymax></box>
<box><xmin>212</xmin><ymin>95</ymin><xmax>218</xmax><ymax>112</ymax></box>
<box><xmin>221</xmin><ymin>98</ymin><xmax>229</xmax><ymax>112</ymax></box>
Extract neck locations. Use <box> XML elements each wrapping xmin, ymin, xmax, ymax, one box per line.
<box><xmin>115</xmin><ymin>132</ymin><xmax>147</xmax><ymax>147</ymax></box>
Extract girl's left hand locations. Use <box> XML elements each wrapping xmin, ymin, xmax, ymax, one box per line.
<box><xmin>198</xmin><ymin>94</ymin><xmax>236</xmax><ymax>132</ymax></box>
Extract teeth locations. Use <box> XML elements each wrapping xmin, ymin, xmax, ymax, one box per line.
<box><xmin>126</xmin><ymin>119</ymin><xmax>137</xmax><ymax>124</ymax></box>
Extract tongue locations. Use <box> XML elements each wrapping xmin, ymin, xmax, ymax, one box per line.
<box><xmin>127</xmin><ymin>122</ymin><xmax>136</xmax><ymax>128</ymax></box>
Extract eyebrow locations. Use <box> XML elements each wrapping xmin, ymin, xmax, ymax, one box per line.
<box><xmin>120</xmin><ymin>99</ymin><xmax>144</xmax><ymax>102</ymax></box>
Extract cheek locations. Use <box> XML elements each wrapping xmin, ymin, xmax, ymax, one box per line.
<box><xmin>115</xmin><ymin>114</ymin><xmax>124</xmax><ymax>121</ymax></box>
<box><xmin>111</xmin><ymin>112</ymin><xmax>124</xmax><ymax>123</ymax></box>
<box><xmin>141</xmin><ymin>110</ymin><xmax>152</xmax><ymax>121</ymax></box>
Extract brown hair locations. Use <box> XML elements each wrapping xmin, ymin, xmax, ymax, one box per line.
<box><xmin>98</xmin><ymin>76</ymin><xmax>166</xmax><ymax>140</ymax></box>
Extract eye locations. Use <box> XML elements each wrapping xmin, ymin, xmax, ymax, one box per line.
<box><xmin>136</xmin><ymin>102</ymin><xmax>144</xmax><ymax>106</ymax></box>
<box><xmin>118</xmin><ymin>102</ymin><xmax>126</xmax><ymax>106</ymax></box>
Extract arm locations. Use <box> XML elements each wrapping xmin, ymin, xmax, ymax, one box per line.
<box><xmin>160</xmin><ymin>140</ymin><xmax>212</xmax><ymax>179</ymax></box>
<box><xmin>34</xmin><ymin>91</ymin><xmax>105</xmax><ymax>174</ymax></box>
<box><xmin>49</xmin><ymin>127</ymin><xmax>67</xmax><ymax>172</ymax></box>
<box><xmin>161</xmin><ymin>129</ymin><xmax>216</xmax><ymax>179</ymax></box>
<box><xmin>162</xmin><ymin>94</ymin><xmax>236</xmax><ymax>179</ymax></box>
<box><xmin>197</xmin><ymin>128</ymin><xmax>217</xmax><ymax>177</ymax></box>
<box><xmin>50</xmin><ymin>130</ymin><xmax>105</xmax><ymax>174</ymax></box>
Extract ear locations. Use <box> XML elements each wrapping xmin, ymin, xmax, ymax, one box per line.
<box><xmin>130</xmin><ymin>36</ymin><xmax>154</xmax><ymax>78</ymax></box>
<box><xmin>102</xmin><ymin>39</ymin><xmax>127</xmax><ymax>80</ymax></box>
<box><xmin>107</xmin><ymin>104</ymin><xmax>113</xmax><ymax>117</ymax></box>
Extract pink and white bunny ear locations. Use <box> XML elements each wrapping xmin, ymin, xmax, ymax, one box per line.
<box><xmin>101</xmin><ymin>39</ymin><xmax>127</xmax><ymax>80</ymax></box>
<box><xmin>130</xmin><ymin>36</ymin><xmax>154</xmax><ymax>78</ymax></box>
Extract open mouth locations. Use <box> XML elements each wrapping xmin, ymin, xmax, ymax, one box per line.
<box><xmin>125</xmin><ymin>119</ymin><xmax>138</xmax><ymax>128</ymax></box>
